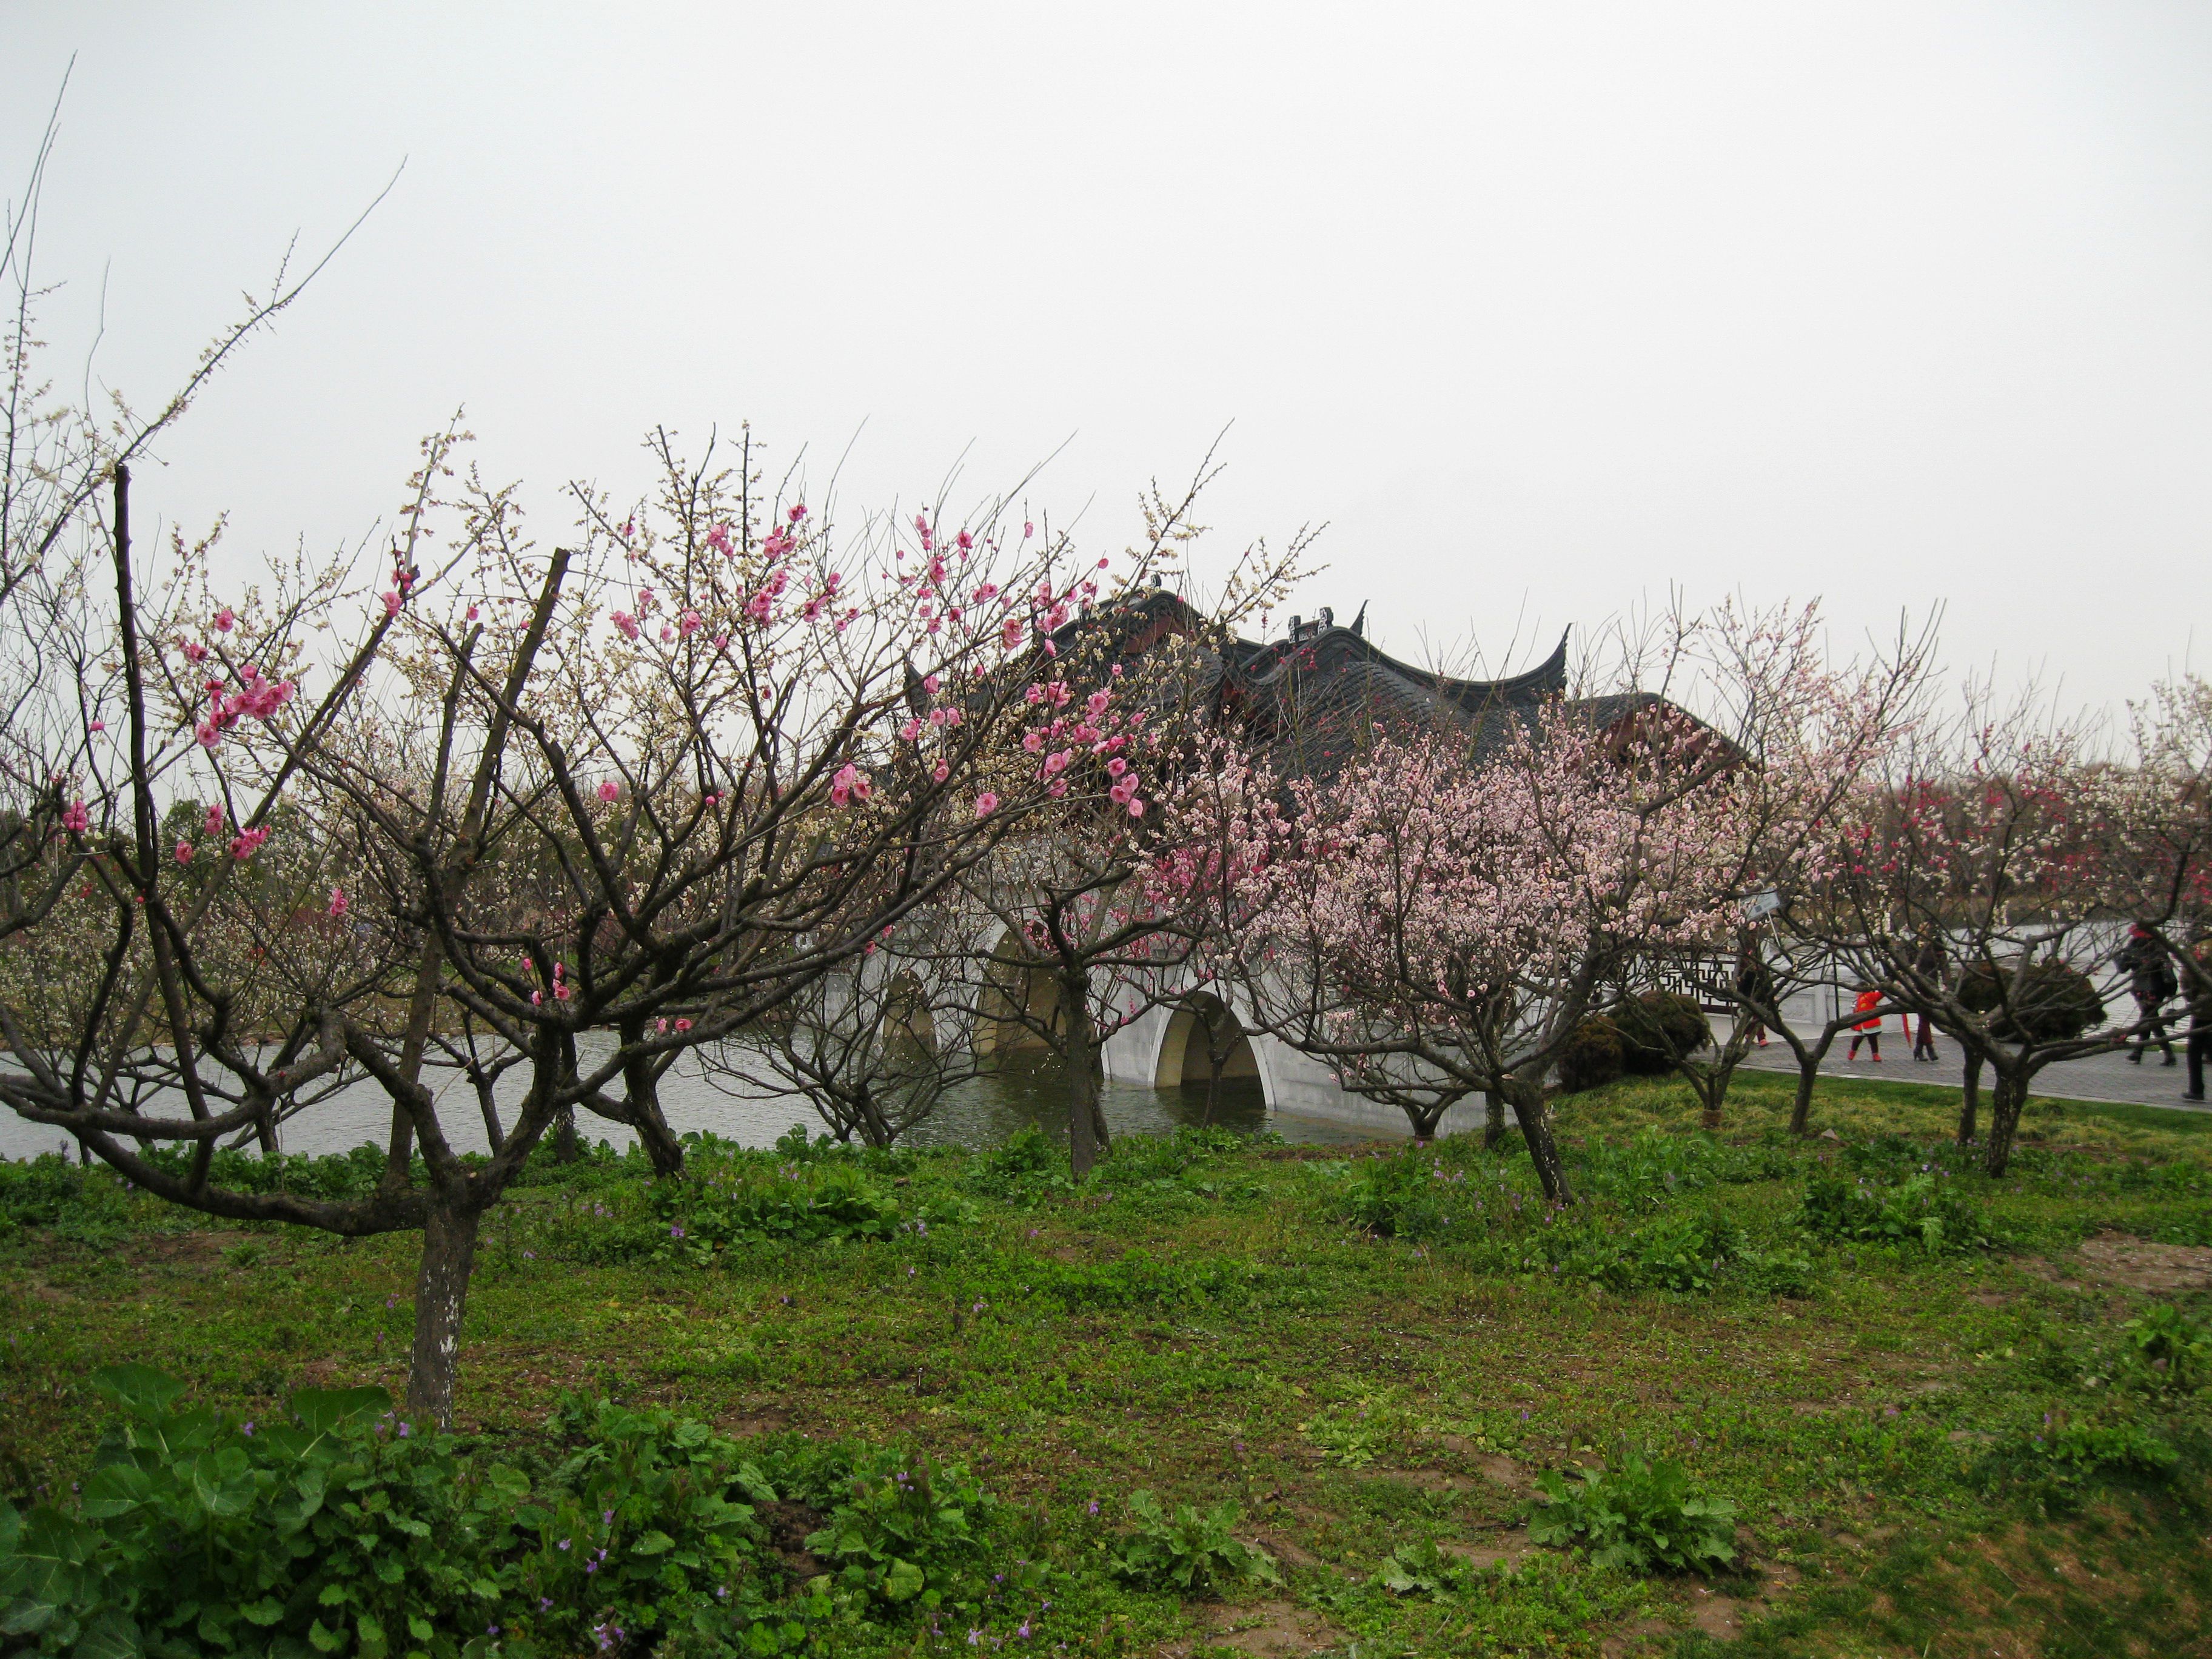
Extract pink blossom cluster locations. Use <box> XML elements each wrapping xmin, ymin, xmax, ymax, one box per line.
<box><xmin>194</xmin><ymin>663</ymin><xmax>296</xmax><ymax>751</ymax></box>
<box><xmin>1014</xmin><ymin>676</ymin><xmax>1147</xmax><ymax>815</ymax></box>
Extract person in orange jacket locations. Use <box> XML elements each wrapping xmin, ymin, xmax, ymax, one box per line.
<box><xmin>1847</xmin><ymin>987</ymin><xmax>1884</xmax><ymax>1061</ymax></box>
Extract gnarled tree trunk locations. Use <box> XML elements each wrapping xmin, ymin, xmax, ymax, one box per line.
<box><xmin>1982</xmin><ymin>1068</ymin><xmax>2029</xmax><ymax>1176</ymax></box>
<box><xmin>407</xmin><ymin>1198</ymin><xmax>483</xmax><ymax>1429</ymax></box>
<box><xmin>1062</xmin><ymin>972</ymin><xmax>1110</xmax><ymax>1176</ymax></box>
<box><xmin>1504</xmin><ymin>1073</ymin><xmax>1573</xmax><ymax>1204</ymax></box>
<box><xmin>1958</xmin><ymin>1053</ymin><xmax>1982</xmax><ymax>1146</ymax></box>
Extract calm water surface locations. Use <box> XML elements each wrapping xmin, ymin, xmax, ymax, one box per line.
<box><xmin>0</xmin><ymin>1044</ymin><xmax>1386</xmax><ymax>1164</ymax></box>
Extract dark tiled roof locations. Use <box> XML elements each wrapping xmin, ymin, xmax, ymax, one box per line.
<box><xmin>1042</xmin><ymin>590</ymin><xmax>1694</xmax><ymax>787</ymax></box>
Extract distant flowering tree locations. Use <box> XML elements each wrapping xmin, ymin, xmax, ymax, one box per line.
<box><xmin>1195</xmin><ymin>705</ymin><xmax>1738</xmax><ymax>1202</ymax></box>
<box><xmin>955</xmin><ymin>464</ymin><xmax>1315</xmax><ymax>1176</ymax></box>
<box><xmin>2093</xmin><ymin>675</ymin><xmax>2212</xmax><ymax>1044</ymax></box>
<box><xmin>1612</xmin><ymin>605</ymin><xmax>1933</xmax><ymax>1133</ymax></box>
<box><xmin>1805</xmin><ymin>688</ymin><xmax>2131</xmax><ymax>1175</ymax></box>
<box><xmin>1188</xmin><ymin>605</ymin><xmax>1918</xmax><ymax>1195</ymax></box>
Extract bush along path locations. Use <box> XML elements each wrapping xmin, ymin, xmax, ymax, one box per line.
<box><xmin>3</xmin><ymin>1071</ymin><xmax>2211</xmax><ymax>1657</ymax></box>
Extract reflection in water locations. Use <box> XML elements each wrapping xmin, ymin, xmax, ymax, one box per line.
<box><xmin>0</xmin><ymin>1045</ymin><xmax>1384</xmax><ymax>1164</ymax></box>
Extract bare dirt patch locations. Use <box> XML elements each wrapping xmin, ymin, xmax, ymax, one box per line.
<box><xmin>1253</xmin><ymin>1532</ymin><xmax>1323</xmax><ymax>1571</ymax></box>
<box><xmin>1187</xmin><ymin>1599</ymin><xmax>1347</xmax><ymax>1656</ymax></box>
<box><xmin>715</xmin><ymin>1404</ymin><xmax>793</xmax><ymax>1438</ymax></box>
<box><xmin>754</xmin><ymin>1498</ymin><xmax>825</xmax><ymax>1581</ymax></box>
<box><xmin>2074</xmin><ymin>1233</ymin><xmax>2212</xmax><ymax>1293</ymax></box>
<box><xmin>1441</xmin><ymin>1529</ymin><xmax>1536</xmax><ymax>1570</ymax></box>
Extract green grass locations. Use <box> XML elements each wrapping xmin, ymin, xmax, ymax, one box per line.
<box><xmin>5</xmin><ymin>1071</ymin><xmax>2211</xmax><ymax>1657</ymax></box>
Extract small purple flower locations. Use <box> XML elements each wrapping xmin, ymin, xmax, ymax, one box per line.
<box><xmin>540</xmin><ymin>1597</ymin><xmax>553</xmax><ymax>1611</ymax></box>
<box><xmin>1019</xmin><ymin>1623</ymin><xmax>1033</xmax><ymax>1638</ymax></box>
<box><xmin>558</xmin><ymin>1538</ymin><xmax>572</xmax><ymax>1551</ymax></box>
<box><xmin>523</xmin><ymin>1250</ymin><xmax>537</xmax><ymax>1260</ymax></box>
<box><xmin>603</xmin><ymin>1510</ymin><xmax>614</xmax><ymax>1524</ymax></box>
<box><xmin>397</xmin><ymin>1421</ymin><xmax>411</xmax><ymax>1439</ymax></box>
<box><xmin>968</xmin><ymin>1631</ymin><xmax>982</xmax><ymax>1647</ymax></box>
<box><xmin>669</xmin><ymin>1223</ymin><xmax>685</xmax><ymax>1239</ymax></box>
<box><xmin>241</xmin><ymin>1421</ymin><xmax>255</xmax><ymax>1436</ymax></box>
<box><xmin>1086</xmin><ymin>1498</ymin><xmax>1099</xmax><ymax>1515</ymax></box>
<box><xmin>488</xmin><ymin>1626</ymin><xmax>500</xmax><ymax>1637</ymax></box>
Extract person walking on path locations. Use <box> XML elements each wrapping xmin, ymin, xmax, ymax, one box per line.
<box><xmin>2116</xmin><ymin>923</ymin><xmax>2179</xmax><ymax>1065</ymax></box>
<box><xmin>1911</xmin><ymin>928</ymin><xmax>1943</xmax><ymax>1062</ymax></box>
<box><xmin>1847</xmin><ymin>987</ymin><xmax>1884</xmax><ymax>1062</ymax></box>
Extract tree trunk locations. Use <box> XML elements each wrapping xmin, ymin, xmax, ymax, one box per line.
<box><xmin>1405</xmin><ymin>1101</ymin><xmax>1447</xmax><ymax>1139</ymax></box>
<box><xmin>406</xmin><ymin>1200</ymin><xmax>482</xmax><ymax>1429</ymax></box>
<box><xmin>1504</xmin><ymin>1074</ymin><xmax>1574</xmax><ymax>1205</ymax></box>
<box><xmin>1482</xmin><ymin>1091</ymin><xmax>1504</xmax><ymax>1151</ymax></box>
<box><xmin>1957</xmin><ymin>1054</ymin><xmax>1982</xmax><ymax>1147</ymax></box>
<box><xmin>620</xmin><ymin>1023</ymin><xmax>686</xmax><ymax>1178</ymax></box>
<box><xmin>1789</xmin><ymin>1059</ymin><xmax>1817</xmax><ymax>1136</ymax></box>
<box><xmin>553</xmin><ymin>1105</ymin><xmax>579</xmax><ymax>1164</ymax></box>
<box><xmin>1982</xmin><ymin>1069</ymin><xmax>2028</xmax><ymax>1177</ymax></box>
<box><xmin>1063</xmin><ymin>973</ymin><xmax>1107</xmax><ymax>1176</ymax></box>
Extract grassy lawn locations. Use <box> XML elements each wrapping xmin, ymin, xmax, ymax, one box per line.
<box><xmin>5</xmin><ymin>1071</ymin><xmax>2210</xmax><ymax>1657</ymax></box>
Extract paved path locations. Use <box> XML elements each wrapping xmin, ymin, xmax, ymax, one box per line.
<box><xmin>1738</xmin><ymin>1017</ymin><xmax>2207</xmax><ymax>1114</ymax></box>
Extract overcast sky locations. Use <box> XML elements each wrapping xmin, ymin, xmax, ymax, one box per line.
<box><xmin>4</xmin><ymin>2</ymin><xmax>2207</xmax><ymax>711</ymax></box>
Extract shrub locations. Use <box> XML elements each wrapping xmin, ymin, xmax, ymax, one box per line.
<box><xmin>2120</xmin><ymin>1304</ymin><xmax>2211</xmax><ymax>1393</ymax></box>
<box><xmin>0</xmin><ymin>1366</ymin><xmax>1060</xmax><ymax>1657</ymax></box>
<box><xmin>1556</xmin><ymin>1019</ymin><xmax>1625</xmax><ymax>1093</ymax></box>
<box><xmin>1797</xmin><ymin>1170</ymin><xmax>1999</xmax><ymax>1255</ymax></box>
<box><xmin>0</xmin><ymin>1155</ymin><xmax>133</xmax><ymax>1244</ymax></box>
<box><xmin>1338</xmin><ymin>1145</ymin><xmax>1507</xmax><ymax>1241</ymax></box>
<box><xmin>1110</xmin><ymin>1492</ymin><xmax>1278</xmax><ymax>1595</ymax></box>
<box><xmin>1612</xmin><ymin>993</ymin><xmax>1712</xmax><ymax>1076</ymax></box>
<box><xmin>548</xmin><ymin>1158</ymin><xmax>963</xmax><ymax>1265</ymax></box>
<box><xmin>1574</xmin><ymin>1129</ymin><xmax>1792</xmax><ymax>1211</ymax></box>
<box><xmin>0</xmin><ymin>1365</ymin><xmax>796</xmax><ymax>1659</ymax></box>
<box><xmin>962</xmin><ymin>1125</ymin><xmax>1076</xmax><ymax>1206</ymax></box>
<box><xmin>1957</xmin><ymin>961</ymin><xmax>2104</xmax><ymax>1044</ymax></box>
<box><xmin>1377</xmin><ymin>1537</ymin><xmax>1475</xmax><ymax>1598</ymax></box>
<box><xmin>1526</xmin><ymin>1444</ymin><xmax>1737</xmax><ymax>1574</ymax></box>
<box><xmin>794</xmin><ymin>1448</ymin><xmax>994</xmax><ymax>1611</ymax></box>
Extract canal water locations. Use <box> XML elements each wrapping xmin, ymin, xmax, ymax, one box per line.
<box><xmin>0</xmin><ymin>1043</ymin><xmax>1388</xmax><ymax>1165</ymax></box>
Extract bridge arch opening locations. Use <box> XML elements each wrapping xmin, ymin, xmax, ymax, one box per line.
<box><xmin>1153</xmin><ymin>990</ymin><xmax>1260</xmax><ymax>1093</ymax></box>
<box><xmin>879</xmin><ymin>969</ymin><xmax>938</xmax><ymax>1061</ymax></box>
<box><xmin>977</xmin><ymin>931</ymin><xmax>1064</xmax><ymax>1059</ymax></box>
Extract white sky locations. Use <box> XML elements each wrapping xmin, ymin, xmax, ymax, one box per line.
<box><xmin>5</xmin><ymin>2</ymin><xmax>2208</xmax><ymax>711</ymax></box>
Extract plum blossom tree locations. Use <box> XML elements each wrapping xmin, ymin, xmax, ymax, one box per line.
<box><xmin>954</xmin><ymin>464</ymin><xmax>1315</xmax><ymax>1176</ymax></box>
<box><xmin>1806</xmin><ymin>688</ymin><xmax>2133</xmax><ymax>1175</ymax></box>
<box><xmin>2093</xmin><ymin>674</ymin><xmax>2212</xmax><ymax>1064</ymax></box>
<box><xmin>1606</xmin><ymin>606</ymin><xmax>1934</xmax><ymax>1132</ymax></box>
<box><xmin>1190</xmin><ymin>605</ymin><xmax>1922</xmax><ymax>1196</ymax></box>
<box><xmin>1195</xmin><ymin>712</ymin><xmax>1731</xmax><ymax>1201</ymax></box>
<box><xmin>0</xmin><ymin>218</ymin><xmax>1115</xmax><ymax>1430</ymax></box>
